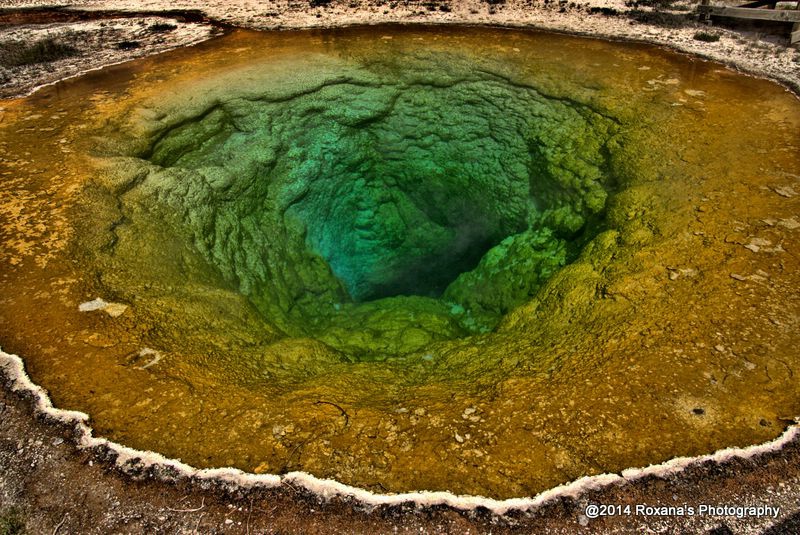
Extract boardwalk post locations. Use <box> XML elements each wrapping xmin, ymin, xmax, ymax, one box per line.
<box><xmin>699</xmin><ymin>0</ymin><xmax>712</xmax><ymax>23</ymax></box>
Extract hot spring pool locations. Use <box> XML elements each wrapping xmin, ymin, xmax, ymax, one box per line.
<box><xmin>1</xmin><ymin>26</ymin><xmax>798</xmax><ymax>498</ymax></box>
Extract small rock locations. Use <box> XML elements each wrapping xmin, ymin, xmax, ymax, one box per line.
<box><xmin>79</xmin><ymin>297</ymin><xmax>108</xmax><ymax>312</ymax></box>
<box><xmin>78</xmin><ymin>297</ymin><xmax>128</xmax><ymax>317</ymax></box>
<box><xmin>137</xmin><ymin>348</ymin><xmax>163</xmax><ymax>369</ymax></box>
<box><xmin>454</xmin><ymin>432</ymin><xmax>464</xmax><ymax>443</ymax></box>
<box><xmin>684</xmin><ymin>89</ymin><xmax>706</xmax><ymax>97</ymax></box>
<box><xmin>104</xmin><ymin>302</ymin><xmax>128</xmax><ymax>317</ymax></box>
<box><xmin>744</xmin><ymin>237</ymin><xmax>770</xmax><ymax>253</ymax></box>
<box><xmin>773</xmin><ymin>186</ymin><xmax>797</xmax><ymax>198</ymax></box>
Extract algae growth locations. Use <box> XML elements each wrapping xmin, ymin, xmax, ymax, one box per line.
<box><xmin>1</xmin><ymin>27</ymin><xmax>799</xmax><ymax>498</ymax></box>
<box><xmin>111</xmin><ymin>66</ymin><xmax>617</xmax><ymax>357</ymax></box>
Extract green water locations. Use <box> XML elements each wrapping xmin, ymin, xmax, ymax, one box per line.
<box><xmin>108</xmin><ymin>45</ymin><xmax>619</xmax><ymax>358</ymax></box>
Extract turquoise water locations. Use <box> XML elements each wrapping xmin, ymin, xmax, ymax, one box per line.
<box><xmin>133</xmin><ymin>53</ymin><xmax>619</xmax><ymax>357</ymax></box>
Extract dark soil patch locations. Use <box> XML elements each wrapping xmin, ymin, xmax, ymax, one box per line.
<box><xmin>0</xmin><ymin>36</ymin><xmax>78</xmax><ymax>67</ymax></box>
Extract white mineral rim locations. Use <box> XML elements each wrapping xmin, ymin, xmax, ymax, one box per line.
<box><xmin>1</xmin><ymin>347</ymin><xmax>798</xmax><ymax>515</ymax></box>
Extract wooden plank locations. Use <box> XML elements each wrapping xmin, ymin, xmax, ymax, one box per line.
<box><xmin>739</xmin><ymin>0</ymin><xmax>777</xmax><ymax>7</ymax></box>
<box><xmin>700</xmin><ymin>5</ymin><xmax>800</xmax><ymax>21</ymax></box>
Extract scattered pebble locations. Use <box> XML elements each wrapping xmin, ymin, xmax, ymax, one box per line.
<box><xmin>103</xmin><ymin>302</ymin><xmax>129</xmax><ymax>317</ymax></box>
<box><xmin>779</xmin><ymin>217</ymin><xmax>800</xmax><ymax>230</ymax></box>
<box><xmin>773</xmin><ymin>186</ymin><xmax>797</xmax><ymax>198</ymax></box>
<box><xmin>137</xmin><ymin>348</ymin><xmax>163</xmax><ymax>369</ymax></box>
<box><xmin>78</xmin><ymin>297</ymin><xmax>128</xmax><ymax>317</ymax></box>
<box><xmin>78</xmin><ymin>297</ymin><xmax>109</xmax><ymax>312</ymax></box>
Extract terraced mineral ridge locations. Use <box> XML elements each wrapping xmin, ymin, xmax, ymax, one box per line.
<box><xmin>0</xmin><ymin>26</ymin><xmax>798</xmax><ymax>498</ymax></box>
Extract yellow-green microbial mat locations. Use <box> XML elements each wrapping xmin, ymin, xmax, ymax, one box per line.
<box><xmin>1</xmin><ymin>26</ymin><xmax>798</xmax><ymax>498</ymax></box>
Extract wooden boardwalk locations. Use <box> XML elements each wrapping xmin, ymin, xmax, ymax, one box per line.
<box><xmin>697</xmin><ymin>0</ymin><xmax>800</xmax><ymax>44</ymax></box>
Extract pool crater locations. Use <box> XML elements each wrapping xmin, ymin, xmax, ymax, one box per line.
<box><xmin>121</xmin><ymin>73</ymin><xmax>620</xmax><ymax>358</ymax></box>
